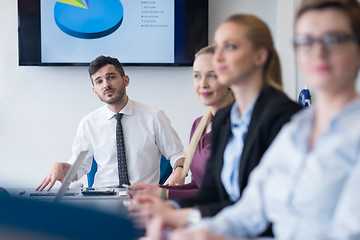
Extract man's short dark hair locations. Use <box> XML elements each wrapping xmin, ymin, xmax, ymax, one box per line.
<box><xmin>88</xmin><ymin>56</ymin><xmax>125</xmax><ymax>84</ymax></box>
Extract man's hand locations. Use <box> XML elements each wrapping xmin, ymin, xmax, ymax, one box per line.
<box><xmin>163</xmin><ymin>157</ymin><xmax>186</xmax><ymax>186</ymax></box>
<box><xmin>35</xmin><ymin>162</ymin><xmax>73</xmax><ymax>191</ymax></box>
<box><xmin>163</xmin><ymin>168</ymin><xmax>185</xmax><ymax>186</ymax></box>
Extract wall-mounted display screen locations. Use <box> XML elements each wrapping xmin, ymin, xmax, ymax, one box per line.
<box><xmin>18</xmin><ymin>0</ymin><xmax>208</xmax><ymax>66</ymax></box>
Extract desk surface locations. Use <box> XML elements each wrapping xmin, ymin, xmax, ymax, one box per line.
<box><xmin>7</xmin><ymin>187</ymin><xmax>129</xmax><ymax>215</ymax></box>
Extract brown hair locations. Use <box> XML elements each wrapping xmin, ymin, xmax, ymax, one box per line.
<box><xmin>225</xmin><ymin>14</ymin><xmax>283</xmax><ymax>91</ymax></box>
<box><xmin>296</xmin><ymin>0</ymin><xmax>360</xmax><ymax>45</ymax></box>
<box><xmin>88</xmin><ymin>56</ymin><xmax>126</xmax><ymax>85</ymax></box>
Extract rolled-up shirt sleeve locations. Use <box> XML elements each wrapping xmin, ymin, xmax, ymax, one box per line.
<box><xmin>153</xmin><ymin>110</ymin><xmax>186</xmax><ymax>167</ymax></box>
<box><xmin>67</xmin><ymin>119</ymin><xmax>94</xmax><ymax>181</ymax></box>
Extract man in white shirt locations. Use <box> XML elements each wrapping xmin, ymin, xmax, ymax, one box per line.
<box><xmin>36</xmin><ymin>55</ymin><xmax>186</xmax><ymax>190</ymax></box>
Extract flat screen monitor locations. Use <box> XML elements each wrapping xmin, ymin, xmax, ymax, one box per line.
<box><xmin>18</xmin><ymin>0</ymin><xmax>208</xmax><ymax>66</ymax></box>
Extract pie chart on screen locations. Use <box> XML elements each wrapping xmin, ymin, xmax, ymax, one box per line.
<box><xmin>54</xmin><ymin>0</ymin><xmax>124</xmax><ymax>39</ymax></box>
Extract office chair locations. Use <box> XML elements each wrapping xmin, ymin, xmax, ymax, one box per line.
<box><xmin>87</xmin><ymin>158</ymin><xmax>98</xmax><ymax>188</ymax></box>
<box><xmin>87</xmin><ymin>155</ymin><xmax>173</xmax><ymax>187</ymax></box>
<box><xmin>159</xmin><ymin>155</ymin><xmax>172</xmax><ymax>184</ymax></box>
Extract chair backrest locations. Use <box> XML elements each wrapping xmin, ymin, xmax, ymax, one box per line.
<box><xmin>159</xmin><ymin>155</ymin><xmax>172</xmax><ymax>184</ymax></box>
<box><xmin>87</xmin><ymin>158</ymin><xmax>98</xmax><ymax>187</ymax></box>
<box><xmin>87</xmin><ymin>155</ymin><xmax>173</xmax><ymax>187</ymax></box>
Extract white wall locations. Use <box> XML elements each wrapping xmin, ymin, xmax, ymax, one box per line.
<box><xmin>0</xmin><ymin>0</ymin><xmax>298</xmax><ymax>188</ymax></box>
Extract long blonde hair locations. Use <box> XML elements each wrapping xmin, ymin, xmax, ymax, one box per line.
<box><xmin>225</xmin><ymin>14</ymin><xmax>283</xmax><ymax>91</ymax></box>
<box><xmin>181</xmin><ymin>46</ymin><xmax>215</xmax><ymax>178</ymax></box>
<box><xmin>182</xmin><ymin>109</ymin><xmax>212</xmax><ymax>178</ymax></box>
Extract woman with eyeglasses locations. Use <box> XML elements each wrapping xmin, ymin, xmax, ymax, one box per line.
<box><xmin>165</xmin><ymin>0</ymin><xmax>360</xmax><ymax>239</ymax></box>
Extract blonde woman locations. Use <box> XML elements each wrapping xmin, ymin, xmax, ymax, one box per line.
<box><xmin>130</xmin><ymin>46</ymin><xmax>234</xmax><ymax>199</ymax></box>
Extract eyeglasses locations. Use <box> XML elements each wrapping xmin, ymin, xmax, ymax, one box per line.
<box><xmin>293</xmin><ymin>32</ymin><xmax>357</xmax><ymax>53</ymax></box>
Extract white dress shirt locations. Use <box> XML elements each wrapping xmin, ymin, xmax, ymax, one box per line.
<box><xmin>68</xmin><ymin>99</ymin><xmax>186</xmax><ymax>188</ymax></box>
<box><xmin>191</xmin><ymin>98</ymin><xmax>360</xmax><ymax>240</ymax></box>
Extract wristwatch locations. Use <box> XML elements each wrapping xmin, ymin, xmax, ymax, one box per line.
<box><xmin>173</xmin><ymin>164</ymin><xmax>184</xmax><ymax>170</ymax></box>
<box><xmin>186</xmin><ymin>207</ymin><xmax>201</xmax><ymax>225</ymax></box>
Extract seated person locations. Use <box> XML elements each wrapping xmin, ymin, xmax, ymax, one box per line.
<box><xmin>129</xmin><ymin>46</ymin><xmax>234</xmax><ymax>200</ymax></box>
<box><xmin>36</xmin><ymin>56</ymin><xmax>186</xmax><ymax>191</ymax></box>
<box><xmin>130</xmin><ymin>13</ymin><xmax>301</xmax><ymax>235</ymax></box>
<box><xmin>152</xmin><ymin>0</ymin><xmax>360</xmax><ymax>239</ymax></box>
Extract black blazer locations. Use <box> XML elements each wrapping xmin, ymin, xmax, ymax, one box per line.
<box><xmin>175</xmin><ymin>86</ymin><xmax>302</xmax><ymax>217</ymax></box>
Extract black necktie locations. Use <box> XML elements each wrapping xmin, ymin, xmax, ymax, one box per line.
<box><xmin>115</xmin><ymin>113</ymin><xmax>130</xmax><ymax>185</ymax></box>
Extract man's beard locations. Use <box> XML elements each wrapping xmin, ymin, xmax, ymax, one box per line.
<box><xmin>99</xmin><ymin>87</ymin><xmax>125</xmax><ymax>105</ymax></box>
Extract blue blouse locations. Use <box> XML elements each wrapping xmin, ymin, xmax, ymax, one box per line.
<box><xmin>192</xmin><ymin>98</ymin><xmax>360</xmax><ymax>240</ymax></box>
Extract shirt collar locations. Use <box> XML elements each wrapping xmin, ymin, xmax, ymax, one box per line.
<box><xmin>104</xmin><ymin>99</ymin><xmax>134</xmax><ymax>120</ymax></box>
<box><xmin>230</xmin><ymin>95</ymin><xmax>258</xmax><ymax>129</ymax></box>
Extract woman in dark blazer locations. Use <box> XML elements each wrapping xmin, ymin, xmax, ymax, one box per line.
<box><xmin>175</xmin><ymin>86</ymin><xmax>301</xmax><ymax>217</ymax></box>
<box><xmin>170</xmin><ymin>14</ymin><xmax>301</xmax><ymax>219</ymax></box>
<box><xmin>132</xmin><ymin>14</ymin><xmax>302</xmax><ymax>237</ymax></box>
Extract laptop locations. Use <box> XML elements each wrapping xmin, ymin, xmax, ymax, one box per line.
<box><xmin>29</xmin><ymin>150</ymin><xmax>119</xmax><ymax>201</ymax></box>
<box><xmin>52</xmin><ymin>150</ymin><xmax>90</xmax><ymax>203</ymax></box>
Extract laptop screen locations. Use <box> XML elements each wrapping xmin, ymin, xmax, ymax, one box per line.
<box><xmin>53</xmin><ymin>150</ymin><xmax>89</xmax><ymax>203</ymax></box>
